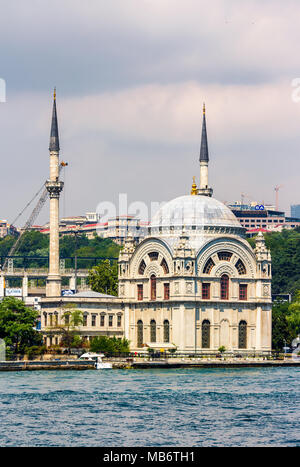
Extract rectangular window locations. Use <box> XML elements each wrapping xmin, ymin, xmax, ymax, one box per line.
<box><xmin>100</xmin><ymin>315</ymin><xmax>105</xmax><ymax>327</ymax></box>
<box><xmin>202</xmin><ymin>283</ymin><xmax>210</xmax><ymax>299</ymax></box>
<box><xmin>137</xmin><ymin>284</ymin><xmax>143</xmax><ymax>301</ymax></box>
<box><xmin>239</xmin><ymin>284</ymin><xmax>248</xmax><ymax>301</ymax></box>
<box><xmin>91</xmin><ymin>315</ymin><xmax>96</xmax><ymax>327</ymax></box>
<box><xmin>83</xmin><ymin>314</ymin><xmax>87</xmax><ymax>326</ymax></box>
<box><xmin>117</xmin><ymin>315</ymin><xmax>122</xmax><ymax>327</ymax></box>
<box><xmin>109</xmin><ymin>315</ymin><xmax>113</xmax><ymax>327</ymax></box>
<box><xmin>164</xmin><ymin>283</ymin><xmax>170</xmax><ymax>300</ymax></box>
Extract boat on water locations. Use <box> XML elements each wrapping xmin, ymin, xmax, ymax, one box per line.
<box><xmin>79</xmin><ymin>352</ymin><xmax>112</xmax><ymax>369</ymax></box>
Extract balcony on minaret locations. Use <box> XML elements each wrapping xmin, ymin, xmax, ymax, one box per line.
<box><xmin>45</xmin><ymin>179</ymin><xmax>64</xmax><ymax>199</ymax></box>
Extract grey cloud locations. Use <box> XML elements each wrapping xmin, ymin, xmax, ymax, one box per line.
<box><xmin>0</xmin><ymin>0</ymin><xmax>300</xmax><ymax>226</ymax></box>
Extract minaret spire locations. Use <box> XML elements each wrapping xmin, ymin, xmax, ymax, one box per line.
<box><xmin>45</xmin><ymin>88</ymin><xmax>64</xmax><ymax>297</ymax></box>
<box><xmin>198</xmin><ymin>103</ymin><xmax>213</xmax><ymax>197</ymax></box>
<box><xmin>49</xmin><ymin>87</ymin><xmax>60</xmax><ymax>152</ymax></box>
<box><xmin>199</xmin><ymin>103</ymin><xmax>209</xmax><ymax>163</ymax></box>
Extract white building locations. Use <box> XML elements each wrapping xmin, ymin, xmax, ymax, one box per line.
<box><xmin>41</xmin><ymin>102</ymin><xmax>272</xmax><ymax>353</ymax></box>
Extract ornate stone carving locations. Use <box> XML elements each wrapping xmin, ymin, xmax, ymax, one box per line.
<box><xmin>130</xmin><ymin>238</ymin><xmax>173</xmax><ymax>277</ymax></box>
<box><xmin>45</xmin><ymin>180</ymin><xmax>64</xmax><ymax>199</ymax></box>
<box><xmin>197</xmin><ymin>238</ymin><xmax>256</xmax><ymax>278</ymax></box>
<box><xmin>185</xmin><ymin>260</ymin><xmax>194</xmax><ymax>275</ymax></box>
<box><xmin>214</xmin><ymin>263</ymin><xmax>236</xmax><ymax>278</ymax></box>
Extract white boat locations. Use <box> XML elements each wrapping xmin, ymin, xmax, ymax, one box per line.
<box><xmin>79</xmin><ymin>352</ymin><xmax>112</xmax><ymax>369</ymax></box>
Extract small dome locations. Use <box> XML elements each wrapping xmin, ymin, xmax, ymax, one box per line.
<box><xmin>151</xmin><ymin>195</ymin><xmax>241</xmax><ymax>230</ymax></box>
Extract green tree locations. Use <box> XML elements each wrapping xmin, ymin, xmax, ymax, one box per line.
<box><xmin>0</xmin><ymin>231</ymin><xmax>120</xmax><ymax>270</ymax></box>
<box><xmin>48</xmin><ymin>304</ymin><xmax>83</xmax><ymax>354</ymax></box>
<box><xmin>0</xmin><ymin>297</ymin><xmax>42</xmax><ymax>354</ymax></box>
<box><xmin>287</xmin><ymin>291</ymin><xmax>300</xmax><ymax>335</ymax></box>
<box><xmin>272</xmin><ymin>295</ymin><xmax>300</xmax><ymax>350</ymax></box>
<box><xmin>272</xmin><ymin>300</ymin><xmax>293</xmax><ymax>350</ymax></box>
<box><xmin>88</xmin><ymin>260</ymin><xmax>118</xmax><ymax>296</ymax></box>
<box><xmin>90</xmin><ymin>336</ymin><xmax>130</xmax><ymax>354</ymax></box>
<box><xmin>247</xmin><ymin>230</ymin><xmax>300</xmax><ymax>297</ymax></box>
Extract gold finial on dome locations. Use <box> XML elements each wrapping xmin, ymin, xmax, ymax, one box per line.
<box><xmin>203</xmin><ymin>102</ymin><xmax>205</xmax><ymax>115</ymax></box>
<box><xmin>190</xmin><ymin>176</ymin><xmax>198</xmax><ymax>195</ymax></box>
<box><xmin>53</xmin><ymin>87</ymin><xmax>56</xmax><ymax>101</ymax></box>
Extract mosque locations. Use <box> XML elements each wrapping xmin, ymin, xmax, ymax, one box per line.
<box><xmin>41</xmin><ymin>93</ymin><xmax>272</xmax><ymax>353</ymax></box>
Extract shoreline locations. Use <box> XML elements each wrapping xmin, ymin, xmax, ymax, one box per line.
<box><xmin>0</xmin><ymin>359</ymin><xmax>299</xmax><ymax>371</ymax></box>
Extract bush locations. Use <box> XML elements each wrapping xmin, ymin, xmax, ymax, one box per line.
<box><xmin>48</xmin><ymin>345</ymin><xmax>62</xmax><ymax>354</ymax></box>
<box><xmin>90</xmin><ymin>336</ymin><xmax>130</xmax><ymax>354</ymax></box>
<box><xmin>25</xmin><ymin>345</ymin><xmax>46</xmax><ymax>360</ymax></box>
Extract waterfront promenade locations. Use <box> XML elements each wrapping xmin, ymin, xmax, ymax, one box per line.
<box><xmin>0</xmin><ymin>357</ymin><xmax>299</xmax><ymax>371</ymax></box>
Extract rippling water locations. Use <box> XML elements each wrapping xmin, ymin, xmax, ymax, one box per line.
<box><xmin>0</xmin><ymin>367</ymin><xmax>299</xmax><ymax>446</ymax></box>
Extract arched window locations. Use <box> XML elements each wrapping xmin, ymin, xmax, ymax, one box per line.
<box><xmin>137</xmin><ymin>320</ymin><xmax>143</xmax><ymax>348</ymax></box>
<box><xmin>203</xmin><ymin>257</ymin><xmax>215</xmax><ymax>274</ymax></box>
<box><xmin>138</xmin><ymin>260</ymin><xmax>146</xmax><ymax>275</ymax></box>
<box><xmin>137</xmin><ymin>284</ymin><xmax>143</xmax><ymax>301</ymax></box>
<box><xmin>163</xmin><ymin>320</ymin><xmax>170</xmax><ymax>343</ymax></box>
<box><xmin>238</xmin><ymin>321</ymin><xmax>247</xmax><ymax>349</ymax></box>
<box><xmin>235</xmin><ymin>259</ymin><xmax>246</xmax><ymax>275</ymax></box>
<box><xmin>150</xmin><ymin>319</ymin><xmax>156</xmax><ymax>342</ymax></box>
<box><xmin>161</xmin><ymin>258</ymin><xmax>169</xmax><ymax>274</ymax></box>
<box><xmin>149</xmin><ymin>252</ymin><xmax>159</xmax><ymax>261</ymax></box>
<box><xmin>218</xmin><ymin>251</ymin><xmax>232</xmax><ymax>262</ymax></box>
<box><xmin>220</xmin><ymin>274</ymin><xmax>229</xmax><ymax>300</ymax></box>
<box><xmin>202</xmin><ymin>320</ymin><xmax>210</xmax><ymax>348</ymax></box>
<box><xmin>150</xmin><ymin>275</ymin><xmax>156</xmax><ymax>300</ymax></box>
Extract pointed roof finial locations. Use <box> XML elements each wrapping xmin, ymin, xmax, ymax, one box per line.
<box><xmin>199</xmin><ymin>102</ymin><xmax>209</xmax><ymax>162</ymax></box>
<box><xmin>190</xmin><ymin>176</ymin><xmax>198</xmax><ymax>195</ymax></box>
<box><xmin>49</xmin><ymin>88</ymin><xmax>60</xmax><ymax>152</ymax></box>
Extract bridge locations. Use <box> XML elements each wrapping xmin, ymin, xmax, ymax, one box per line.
<box><xmin>0</xmin><ymin>255</ymin><xmax>118</xmax><ymax>298</ymax></box>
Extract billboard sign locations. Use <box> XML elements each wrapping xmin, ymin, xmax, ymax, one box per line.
<box><xmin>5</xmin><ymin>288</ymin><xmax>22</xmax><ymax>297</ymax></box>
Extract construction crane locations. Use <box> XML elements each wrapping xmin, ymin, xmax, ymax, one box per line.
<box><xmin>274</xmin><ymin>185</ymin><xmax>283</xmax><ymax>211</ymax></box>
<box><xmin>2</xmin><ymin>162</ymin><xmax>68</xmax><ymax>270</ymax></box>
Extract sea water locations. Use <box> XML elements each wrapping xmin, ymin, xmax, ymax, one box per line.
<box><xmin>0</xmin><ymin>367</ymin><xmax>299</xmax><ymax>446</ymax></box>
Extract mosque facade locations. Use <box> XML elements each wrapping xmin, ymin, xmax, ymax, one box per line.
<box><xmin>41</xmin><ymin>95</ymin><xmax>272</xmax><ymax>354</ymax></box>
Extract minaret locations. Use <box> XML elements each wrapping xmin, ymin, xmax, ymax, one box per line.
<box><xmin>45</xmin><ymin>89</ymin><xmax>64</xmax><ymax>297</ymax></box>
<box><xmin>198</xmin><ymin>103</ymin><xmax>213</xmax><ymax>197</ymax></box>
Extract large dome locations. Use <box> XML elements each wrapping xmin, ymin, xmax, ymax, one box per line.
<box><xmin>149</xmin><ymin>195</ymin><xmax>244</xmax><ymax>251</ymax></box>
<box><xmin>151</xmin><ymin>195</ymin><xmax>241</xmax><ymax>230</ymax></box>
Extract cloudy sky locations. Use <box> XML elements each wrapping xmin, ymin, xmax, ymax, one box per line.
<box><xmin>1</xmin><ymin>0</ymin><xmax>300</xmax><ymax>225</ymax></box>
